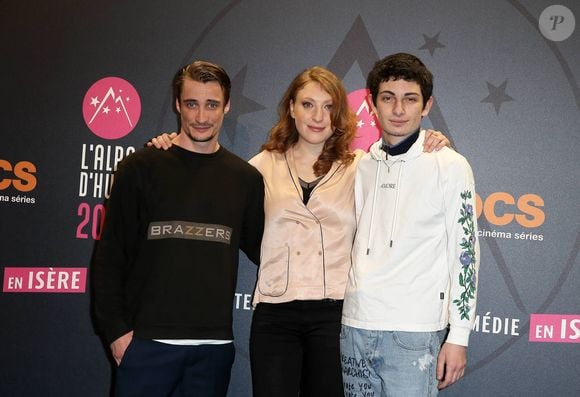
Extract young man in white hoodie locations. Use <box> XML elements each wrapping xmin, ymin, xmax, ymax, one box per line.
<box><xmin>341</xmin><ymin>53</ymin><xmax>479</xmax><ymax>396</ymax></box>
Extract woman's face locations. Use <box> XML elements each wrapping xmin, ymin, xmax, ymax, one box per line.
<box><xmin>290</xmin><ymin>81</ymin><xmax>334</xmax><ymax>148</ymax></box>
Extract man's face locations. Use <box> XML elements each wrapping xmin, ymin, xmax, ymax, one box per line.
<box><xmin>370</xmin><ymin>78</ymin><xmax>432</xmax><ymax>146</ymax></box>
<box><xmin>175</xmin><ymin>78</ymin><xmax>229</xmax><ymax>152</ymax></box>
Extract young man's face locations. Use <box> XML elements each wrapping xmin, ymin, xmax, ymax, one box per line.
<box><xmin>175</xmin><ymin>78</ymin><xmax>229</xmax><ymax>153</ymax></box>
<box><xmin>370</xmin><ymin>78</ymin><xmax>433</xmax><ymax>146</ymax></box>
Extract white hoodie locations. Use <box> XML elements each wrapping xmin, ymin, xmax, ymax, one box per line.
<box><xmin>342</xmin><ymin>130</ymin><xmax>479</xmax><ymax>346</ymax></box>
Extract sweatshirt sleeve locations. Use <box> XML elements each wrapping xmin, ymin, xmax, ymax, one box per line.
<box><xmin>91</xmin><ymin>157</ymin><xmax>142</xmax><ymax>344</ymax></box>
<box><xmin>239</xmin><ymin>168</ymin><xmax>265</xmax><ymax>266</ymax></box>
<box><xmin>444</xmin><ymin>154</ymin><xmax>480</xmax><ymax>346</ymax></box>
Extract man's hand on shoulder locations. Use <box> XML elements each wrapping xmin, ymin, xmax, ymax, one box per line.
<box><xmin>423</xmin><ymin>129</ymin><xmax>452</xmax><ymax>153</ymax></box>
<box><xmin>146</xmin><ymin>132</ymin><xmax>178</xmax><ymax>150</ymax></box>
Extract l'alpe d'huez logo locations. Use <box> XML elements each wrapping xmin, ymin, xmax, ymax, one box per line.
<box><xmin>348</xmin><ymin>89</ymin><xmax>380</xmax><ymax>152</ymax></box>
<box><xmin>82</xmin><ymin>77</ymin><xmax>141</xmax><ymax>139</ymax></box>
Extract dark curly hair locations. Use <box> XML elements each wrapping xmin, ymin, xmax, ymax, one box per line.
<box><xmin>367</xmin><ymin>53</ymin><xmax>433</xmax><ymax>109</ymax></box>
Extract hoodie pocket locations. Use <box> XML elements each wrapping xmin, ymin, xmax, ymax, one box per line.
<box><xmin>257</xmin><ymin>245</ymin><xmax>290</xmax><ymax>297</ymax></box>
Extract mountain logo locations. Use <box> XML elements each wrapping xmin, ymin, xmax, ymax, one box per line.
<box><xmin>82</xmin><ymin>77</ymin><xmax>141</xmax><ymax>139</ymax></box>
<box><xmin>348</xmin><ymin>88</ymin><xmax>379</xmax><ymax>152</ymax></box>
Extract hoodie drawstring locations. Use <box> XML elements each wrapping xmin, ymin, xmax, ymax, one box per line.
<box><xmin>389</xmin><ymin>162</ymin><xmax>404</xmax><ymax>247</ymax></box>
<box><xmin>366</xmin><ymin>160</ymin><xmax>382</xmax><ymax>255</ymax></box>
<box><xmin>366</xmin><ymin>158</ymin><xmax>404</xmax><ymax>254</ymax></box>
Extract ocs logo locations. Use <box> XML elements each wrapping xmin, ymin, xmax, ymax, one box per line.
<box><xmin>476</xmin><ymin>192</ymin><xmax>544</xmax><ymax>228</ymax></box>
<box><xmin>0</xmin><ymin>160</ymin><xmax>37</xmax><ymax>192</ymax></box>
<box><xmin>82</xmin><ymin>77</ymin><xmax>142</xmax><ymax>140</ymax></box>
<box><xmin>346</xmin><ymin>90</ymin><xmax>545</xmax><ymax>229</ymax></box>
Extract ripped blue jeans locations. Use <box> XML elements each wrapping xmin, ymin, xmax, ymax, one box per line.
<box><xmin>340</xmin><ymin>325</ymin><xmax>446</xmax><ymax>397</ymax></box>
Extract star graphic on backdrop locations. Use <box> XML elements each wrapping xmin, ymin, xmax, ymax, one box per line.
<box><xmin>481</xmin><ymin>80</ymin><xmax>514</xmax><ymax>114</ymax></box>
<box><xmin>224</xmin><ymin>65</ymin><xmax>267</xmax><ymax>142</ymax></box>
<box><xmin>116</xmin><ymin>107</ymin><xmax>121</xmax><ymax>113</ymax></box>
<box><xmin>102</xmin><ymin>106</ymin><xmax>110</xmax><ymax>114</ymax></box>
<box><xmin>419</xmin><ymin>32</ymin><xmax>446</xmax><ymax>56</ymax></box>
<box><xmin>90</xmin><ymin>96</ymin><xmax>100</xmax><ymax>107</ymax></box>
<box><xmin>357</xmin><ymin>120</ymin><xmax>365</xmax><ymax>128</ymax></box>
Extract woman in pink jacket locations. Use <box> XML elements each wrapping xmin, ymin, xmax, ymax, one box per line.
<box><xmin>248</xmin><ymin>66</ymin><xmax>359</xmax><ymax>397</ymax></box>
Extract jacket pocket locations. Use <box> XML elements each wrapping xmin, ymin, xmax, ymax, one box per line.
<box><xmin>257</xmin><ymin>245</ymin><xmax>290</xmax><ymax>297</ymax></box>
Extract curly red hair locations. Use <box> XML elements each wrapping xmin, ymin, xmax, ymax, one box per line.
<box><xmin>261</xmin><ymin>66</ymin><xmax>356</xmax><ymax>176</ymax></box>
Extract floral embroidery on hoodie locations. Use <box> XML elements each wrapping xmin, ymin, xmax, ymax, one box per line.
<box><xmin>455</xmin><ymin>190</ymin><xmax>477</xmax><ymax>320</ymax></box>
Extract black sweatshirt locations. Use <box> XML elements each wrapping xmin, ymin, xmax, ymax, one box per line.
<box><xmin>92</xmin><ymin>145</ymin><xmax>264</xmax><ymax>344</ymax></box>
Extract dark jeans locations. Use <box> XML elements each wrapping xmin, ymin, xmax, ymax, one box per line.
<box><xmin>115</xmin><ymin>338</ymin><xmax>234</xmax><ymax>397</ymax></box>
<box><xmin>250</xmin><ymin>299</ymin><xmax>344</xmax><ymax>397</ymax></box>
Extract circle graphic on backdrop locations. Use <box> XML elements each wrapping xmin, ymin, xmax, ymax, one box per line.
<box><xmin>538</xmin><ymin>5</ymin><xmax>575</xmax><ymax>41</ymax></box>
<box><xmin>82</xmin><ymin>77</ymin><xmax>141</xmax><ymax>139</ymax></box>
<box><xmin>347</xmin><ymin>88</ymin><xmax>380</xmax><ymax>152</ymax></box>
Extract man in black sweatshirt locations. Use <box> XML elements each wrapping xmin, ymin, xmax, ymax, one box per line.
<box><xmin>92</xmin><ymin>60</ymin><xmax>265</xmax><ymax>397</ymax></box>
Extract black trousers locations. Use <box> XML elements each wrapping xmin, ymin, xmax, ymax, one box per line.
<box><xmin>250</xmin><ymin>299</ymin><xmax>344</xmax><ymax>397</ymax></box>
